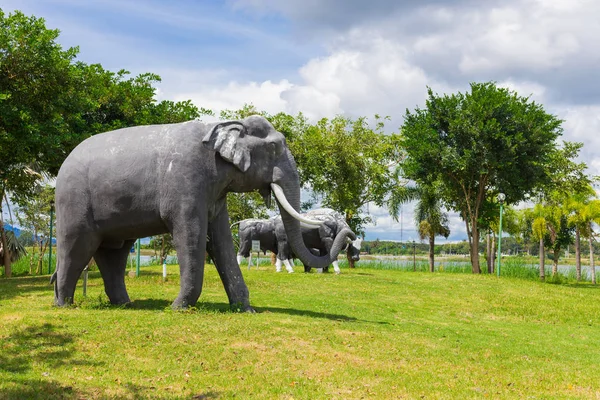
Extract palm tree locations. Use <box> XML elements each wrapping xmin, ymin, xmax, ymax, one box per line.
<box><xmin>413</xmin><ymin>185</ymin><xmax>450</xmax><ymax>272</ymax></box>
<box><xmin>546</xmin><ymin>206</ymin><xmax>572</xmax><ymax>277</ymax></box>
<box><xmin>580</xmin><ymin>200</ymin><xmax>600</xmax><ymax>284</ymax></box>
<box><xmin>388</xmin><ymin>183</ymin><xmax>449</xmax><ymax>272</ymax></box>
<box><xmin>529</xmin><ymin>203</ymin><xmax>565</xmax><ymax>281</ymax></box>
<box><xmin>565</xmin><ymin>187</ymin><xmax>595</xmax><ymax>281</ymax></box>
<box><xmin>530</xmin><ymin>205</ymin><xmax>547</xmax><ymax>281</ymax></box>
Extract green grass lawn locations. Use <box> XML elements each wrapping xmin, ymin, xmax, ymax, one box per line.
<box><xmin>1</xmin><ymin>264</ymin><xmax>599</xmax><ymax>399</ymax></box>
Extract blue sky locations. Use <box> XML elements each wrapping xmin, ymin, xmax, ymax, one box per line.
<box><xmin>3</xmin><ymin>0</ymin><xmax>600</xmax><ymax>242</ymax></box>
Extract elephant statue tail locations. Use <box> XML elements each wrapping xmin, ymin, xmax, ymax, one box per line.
<box><xmin>229</xmin><ymin>220</ymin><xmax>243</xmax><ymax>230</ymax></box>
<box><xmin>50</xmin><ymin>261</ymin><xmax>58</xmax><ymax>284</ymax></box>
<box><xmin>229</xmin><ymin>221</ymin><xmax>244</xmax><ymax>248</ymax></box>
<box><xmin>50</xmin><ymin>260</ymin><xmax>59</xmax><ymax>304</ymax></box>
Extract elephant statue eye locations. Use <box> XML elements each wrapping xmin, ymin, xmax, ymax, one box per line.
<box><xmin>267</xmin><ymin>140</ymin><xmax>284</xmax><ymax>158</ymax></box>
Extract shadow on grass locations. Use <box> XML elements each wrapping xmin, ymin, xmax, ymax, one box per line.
<box><xmin>255</xmin><ymin>305</ymin><xmax>359</xmax><ymax>322</ymax></box>
<box><xmin>130</xmin><ymin>299</ymin><xmax>360</xmax><ymax>322</ymax></box>
<box><xmin>563</xmin><ymin>283</ymin><xmax>600</xmax><ymax>290</ymax></box>
<box><xmin>0</xmin><ymin>323</ymin><xmax>167</xmax><ymax>399</ymax></box>
<box><xmin>108</xmin><ymin>299</ymin><xmax>390</xmax><ymax>325</ymax></box>
<box><xmin>129</xmin><ymin>298</ymin><xmax>172</xmax><ymax>310</ymax></box>
<box><xmin>0</xmin><ymin>323</ymin><xmax>100</xmax><ymax>399</ymax></box>
<box><xmin>0</xmin><ymin>377</ymin><xmax>77</xmax><ymax>400</ymax></box>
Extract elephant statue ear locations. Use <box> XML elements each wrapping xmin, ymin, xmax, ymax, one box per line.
<box><xmin>202</xmin><ymin>121</ymin><xmax>251</xmax><ymax>172</ymax></box>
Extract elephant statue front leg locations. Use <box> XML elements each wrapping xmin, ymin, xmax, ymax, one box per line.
<box><xmin>332</xmin><ymin>260</ymin><xmax>341</xmax><ymax>274</ymax></box>
<box><xmin>171</xmin><ymin>220</ymin><xmax>208</xmax><ymax>309</ymax></box>
<box><xmin>208</xmin><ymin>205</ymin><xmax>253</xmax><ymax>312</ymax></box>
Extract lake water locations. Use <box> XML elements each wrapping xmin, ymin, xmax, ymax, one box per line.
<box><xmin>358</xmin><ymin>256</ymin><xmax>597</xmax><ymax>279</ymax></box>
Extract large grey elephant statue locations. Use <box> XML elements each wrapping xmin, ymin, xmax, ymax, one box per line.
<box><xmin>51</xmin><ymin>116</ymin><xmax>350</xmax><ymax>310</ymax></box>
<box><xmin>275</xmin><ymin>209</ymin><xmax>362</xmax><ymax>274</ymax></box>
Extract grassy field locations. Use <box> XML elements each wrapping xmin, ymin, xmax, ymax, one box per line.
<box><xmin>1</xmin><ymin>264</ymin><xmax>599</xmax><ymax>399</ymax></box>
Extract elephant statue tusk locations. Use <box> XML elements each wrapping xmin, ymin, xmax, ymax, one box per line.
<box><xmin>270</xmin><ymin>183</ymin><xmax>323</xmax><ymax>226</ymax></box>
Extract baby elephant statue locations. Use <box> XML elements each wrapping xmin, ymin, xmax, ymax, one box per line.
<box><xmin>51</xmin><ymin>116</ymin><xmax>351</xmax><ymax>310</ymax></box>
<box><xmin>274</xmin><ymin>209</ymin><xmax>362</xmax><ymax>274</ymax></box>
<box><xmin>232</xmin><ymin>218</ymin><xmax>294</xmax><ymax>273</ymax></box>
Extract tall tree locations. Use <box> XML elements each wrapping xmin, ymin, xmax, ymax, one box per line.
<box><xmin>401</xmin><ymin>82</ymin><xmax>564</xmax><ymax>273</ymax></box>
<box><xmin>0</xmin><ymin>10</ymin><xmax>202</xmax><ymax>276</ymax></box>
<box><xmin>291</xmin><ymin>115</ymin><xmax>404</xmax><ymax>236</ymax></box>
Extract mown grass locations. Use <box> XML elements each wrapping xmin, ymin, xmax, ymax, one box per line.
<box><xmin>1</xmin><ymin>263</ymin><xmax>599</xmax><ymax>399</ymax></box>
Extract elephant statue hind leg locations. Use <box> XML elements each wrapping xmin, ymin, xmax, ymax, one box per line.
<box><xmin>55</xmin><ymin>233</ymin><xmax>101</xmax><ymax>306</ymax></box>
<box><xmin>94</xmin><ymin>239</ymin><xmax>136</xmax><ymax>305</ymax></box>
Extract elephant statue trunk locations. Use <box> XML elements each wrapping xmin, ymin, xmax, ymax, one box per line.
<box><xmin>271</xmin><ymin>158</ymin><xmax>349</xmax><ymax>269</ymax></box>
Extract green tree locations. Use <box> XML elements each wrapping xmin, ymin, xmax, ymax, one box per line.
<box><xmin>0</xmin><ymin>10</ymin><xmax>82</xmax><ymax>274</ymax></box>
<box><xmin>0</xmin><ymin>10</ymin><xmax>202</xmax><ymax>275</ymax></box>
<box><xmin>291</xmin><ymin>115</ymin><xmax>404</xmax><ymax>236</ymax></box>
<box><xmin>150</xmin><ymin>234</ymin><xmax>175</xmax><ymax>263</ymax></box>
<box><xmin>401</xmin><ymin>82</ymin><xmax>564</xmax><ymax>273</ymax></box>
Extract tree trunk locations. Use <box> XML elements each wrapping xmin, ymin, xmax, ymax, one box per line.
<box><xmin>490</xmin><ymin>234</ymin><xmax>496</xmax><ymax>274</ymax></box>
<box><xmin>539</xmin><ymin>238</ymin><xmax>545</xmax><ymax>281</ymax></box>
<box><xmin>552</xmin><ymin>248</ymin><xmax>559</xmax><ymax>277</ymax></box>
<box><xmin>575</xmin><ymin>227</ymin><xmax>581</xmax><ymax>281</ymax></box>
<box><xmin>347</xmin><ymin>252</ymin><xmax>356</xmax><ymax>268</ymax></box>
<box><xmin>589</xmin><ymin>225</ymin><xmax>596</xmax><ymax>285</ymax></box>
<box><xmin>429</xmin><ymin>236</ymin><xmax>435</xmax><ymax>272</ymax></box>
<box><xmin>37</xmin><ymin>239</ymin><xmax>44</xmax><ymax>275</ymax></box>
<box><xmin>470</xmin><ymin>218</ymin><xmax>481</xmax><ymax>273</ymax></box>
<box><xmin>0</xmin><ymin>224</ymin><xmax>11</xmax><ymax>278</ymax></box>
<box><xmin>486</xmin><ymin>233</ymin><xmax>492</xmax><ymax>273</ymax></box>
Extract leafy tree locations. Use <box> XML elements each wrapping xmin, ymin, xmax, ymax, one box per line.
<box><xmin>291</xmin><ymin>115</ymin><xmax>404</xmax><ymax>236</ymax></box>
<box><xmin>401</xmin><ymin>82</ymin><xmax>565</xmax><ymax>273</ymax></box>
<box><xmin>0</xmin><ymin>10</ymin><xmax>202</xmax><ymax>275</ymax></box>
<box><xmin>149</xmin><ymin>234</ymin><xmax>175</xmax><ymax>263</ymax></box>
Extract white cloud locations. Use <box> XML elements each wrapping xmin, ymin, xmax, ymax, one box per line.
<box><xmin>497</xmin><ymin>80</ymin><xmax>547</xmax><ymax>103</ymax></box>
<box><xmin>558</xmin><ymin>105</ymin><xmax>600</xmax><ymax>176</ymax></box>
<box><xmin>164</xmin><ymin>35</ymin><xmax>438</xmax><ymax>129</ymax></box>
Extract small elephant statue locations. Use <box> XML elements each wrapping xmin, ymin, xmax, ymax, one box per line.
<box><xmin>51</xmin><ymin>116</ymin><xmax>351</xmax><ymax>310</ymax></box>
<box><xmin>232</xmin><ymin>218</ymin><xmax>288</xmax><ymax>271</ymax></box>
